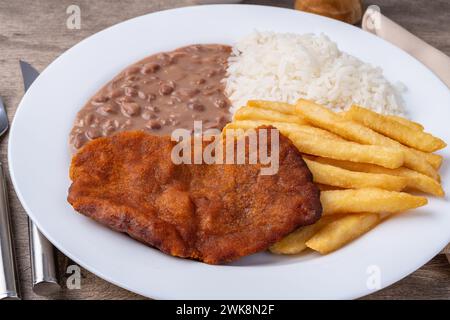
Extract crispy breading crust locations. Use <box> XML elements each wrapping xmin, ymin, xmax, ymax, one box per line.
<box><xmin>68</xmin><ymin>129</ymin><xmax>321</xmax><ymax>264</ymax></box>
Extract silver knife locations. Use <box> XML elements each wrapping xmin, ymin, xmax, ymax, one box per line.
<box><xmin>0</xmin><ymin>96</ymin><xmax>21</xmax><ymax>300</ymax></box>
<box><xmin>19</xmin><ymin>60</ymin><xmax>61</xmax><ymax>295</ymax></box>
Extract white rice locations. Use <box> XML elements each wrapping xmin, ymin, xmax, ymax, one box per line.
<box><xmin>225</xmin><ymin>31</ymin><xmax>406</xmax><ymax>116</ymax></box>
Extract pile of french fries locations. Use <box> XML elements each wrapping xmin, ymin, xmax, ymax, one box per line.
<box><xmin>223</xmin><ymin>99</ymin><xmax>446</xmax><ymax>255</ymax></box>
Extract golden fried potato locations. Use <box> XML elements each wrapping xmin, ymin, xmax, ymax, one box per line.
<box><xmin>247</xmin><ymin>100</ymin><xmax>296</xmax><ymax>115</ymax></box>
<box><xmin>320</xmin><ymin>188</ymin><xmax>427</xmax><ymax>215</ymax></box>
<box><xmin>234</xmin><ymin>106</ymin><xmax>306</xmax><ymax>124</ymax></box>
<box><xmin>385</xmin><ymin>114</ymin><xmax>424</xmax><ymax>131</ymax></box>
<box><xmin>345</xmin><ymin>105</ymin><xmax>446</xmax><ymax>152</ymax></box>
<box><xmin>306</xmin><ymin>213</ymin><xmax>380</xmax><ymax>254</ymax></box>
<box><xmin>400</xmin><ymin>150</ymin><xmax>439</xmax><ymax>180</ymax></box>
<box><xmin>295</xmin><ymin>99</ymin><xmax>439</xmax><ymax>180</ymax></box>
<box><xmin>314</xmin><ymin>157</ymin><xmax>444</xmax><ymax>197</ymax></box>
<box><xmin>288</xmin><ymin>131</ymin><xmax>404</xmax><ymax>169</ymax></box>
<box><xmin>304</xmin><ymin>159</ymin><xmax>407</xmax><ymax>191</ymax></box>
<box><xmin>224</xmin><ymin>120</ymin><xmax>346</xmax><ymax>141</ymax></box>
<box><xmin>270</xmin><ymin>217</ymin><xmax>334</xmax><ymax>254</ymax></box>
<box><xmin>410</xmin><ymin>149</ymin><xmax>442</xmax><ymax>170</ymax></box>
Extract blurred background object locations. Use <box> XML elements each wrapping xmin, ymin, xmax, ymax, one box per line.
<box><xmin>362</xmin><ymin>5</ymin><xmax>450</xmax><ymax>88</ymax></box>
<box><xmin>295</xmin><ymin>0</ymin><xmax>363</xmax><ymax>24</ymax></box>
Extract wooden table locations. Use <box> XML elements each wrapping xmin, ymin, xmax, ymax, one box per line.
<box><xmin>0</xmin><ymin>0</ymin><xmax>449</xmax><ymax>300</ymax></box>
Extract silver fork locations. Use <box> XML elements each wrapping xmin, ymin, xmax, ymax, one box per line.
<box><xmin>0</xmin><ymin>95</ymin><xmax>21</xmax><ymax>300</ymax></box>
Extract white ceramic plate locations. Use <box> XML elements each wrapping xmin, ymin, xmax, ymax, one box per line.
<box><xmin>9</xmin><ymin>5</ymin><xmax>450</xmax><ymax>299</ymax></box>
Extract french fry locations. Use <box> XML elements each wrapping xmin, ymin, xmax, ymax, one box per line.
<box><xmin>320</xmin><ymin>188</ymin><xmax>428</xmax><ymax>215</ymax></box>
<box><xmin>224</xmin><ymin>120</ymin><xmax>346</xmax><ymax>141</ymax></box>
<box><xmin>392</xmin><ymin>167</ymin><xmax>444</xmax><ymax>196</ymax></box>
<box><xmin>288</xmin><ymin>131</ymin><xmax>404</xmax><ymax>169</ymax></box>
<box><xmin>247</xmin><ymin>100</ymin><xmax>296</xmax><ymax>115</ymax></box>
<box><xmin>295</xmin><ymin>99</ymin><xmax>439</xmax><ymax>179</ymax></box>
<box><xmin>270</xmin><ymin>217</ymin><xmax>334</xmax><ymax>254</ymax></box>
<box><xmin>223</xmin><ymin>121</ymin><xmax>260</xmax><ymax>132</ymax></box>
<box><xmin>386</xmin><ymin>114</ymin><xmax>424</xmax><ymax>131</ymax></box>
<box><xmin>304</xmin><ymin>159</ymin><xmax>407</xmax><ymax>191</ymax></box>
<box><xmin>314</xmin><ymin>157</ymin><xmax>444</xmax><ymax>197</ymax></box>
<box><xmin>400</xmin><ymin>150</ymin><xmax>439</xmax><ymax>180</ymax></box>
<box><xmin>345</xmin><ymin>105</ymin><xmax>446</xmax><ymax>152</ymax></box>
<box><xmin>411</xmin><ymin>149</ymin><xmax>442</xmax><ymax>170</ymax></box>
<box><xmin>234</xmin><ymin>106</ymin><xmax>306</xmax><ymax>124</ymax></box>
<box><xmin>306</xmin><ymin>213</ymin><xmax>381</xmax><ymax>254</ymax></box>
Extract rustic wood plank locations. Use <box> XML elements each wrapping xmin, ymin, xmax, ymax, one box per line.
<box><xmin>0</xmin><ymin>0</ymin><xmax>448</xmax><ymax>300</ymax></box>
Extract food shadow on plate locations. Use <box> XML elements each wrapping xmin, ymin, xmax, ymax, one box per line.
<box><xmin>226</xmin><ymin>250</ymin><xmax>317</xmax><ymax>267</ymax></box>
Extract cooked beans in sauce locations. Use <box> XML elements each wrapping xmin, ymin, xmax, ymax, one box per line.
<box><xmin>69</xmin><ymin>44</ymin><xmax>232</xmax><ymax>150</ymax></box>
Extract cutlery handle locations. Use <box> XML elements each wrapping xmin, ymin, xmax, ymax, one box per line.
<box><xmin>28</xmin><ymin>219</ymin><xmax>60</xmax><ymax>295</ymax></box>
<box><xmin>0</xmin><ymin>162</ymin><xmax>21</xmax><ymax>300</ymax></box>
<box><xmin>362</xmin><ymin>6</ymin><xmax>450</xmax><ymax>88</ymax></box>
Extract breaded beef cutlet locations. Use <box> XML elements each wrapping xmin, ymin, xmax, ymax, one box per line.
<box><xmin>67</xmin><ymin>128</ymin><xmax>321</xmax><ymax>264</ymax></box>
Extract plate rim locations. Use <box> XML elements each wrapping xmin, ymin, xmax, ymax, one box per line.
<box><xmin>8</xmin><ymin>4</ymin><xmax>450</xmax><ymax>300</ymax></box>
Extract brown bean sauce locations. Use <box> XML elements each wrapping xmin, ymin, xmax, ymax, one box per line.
<box><xmin>69</xmin><ymin>44</ymin><xmax>232</xmax><ymax>150</ymax></box>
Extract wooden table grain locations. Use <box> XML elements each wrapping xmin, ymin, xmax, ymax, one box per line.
<box><xmin>0</xmin><ymin>0</ymin><xmax>449</xmax><ymax>300</ymax></box>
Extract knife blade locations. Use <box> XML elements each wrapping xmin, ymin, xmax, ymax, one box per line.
<box><xmin>19</xmin><ymin>60</ymin><xmax>61</xmax><ymax>295</ymax></box>
<box><xmin>0</xmin><ymin>96</ymin><xmax>8</xmax><ymax>136</ymax></box>
<box><xmin>19</xmin><ymin>61</ymin><xmax>40</xmax><ymax>90</ymax></box>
